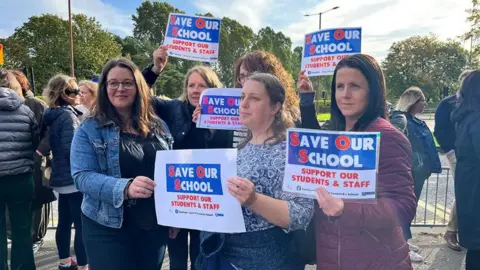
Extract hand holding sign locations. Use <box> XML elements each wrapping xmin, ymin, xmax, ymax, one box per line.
<box><xmin>297</xmin><ymin>70</ymin><xmax>313</xmax><ymax>93</ymax></box>
<box><xmin>192</xmin><ymin>104</ymin><xmax>201</xmax><ymax>123</ymax></box>
<box><xmin>316</xmin><ymin>187</ymin><xmax>344</xmax><ymax>217</ymax></box>
<box><xmin>127</xmin><ymin>176</ymin><xmax>156</xmax><ymax>199</ymax></box>
<box><xmin>152</xmin><ymin>45</ymin><xmax>169</xmax><ymax>74</ymax></box>
<box><xmin>228</xmin><ymin>177</ymin><xmax>257</xmax><ymax>207</ymax></box>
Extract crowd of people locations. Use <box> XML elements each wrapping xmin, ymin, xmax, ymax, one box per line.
<box><xmin>0</xmin><ymin>45</ymin><xmax>479</xmax><ymax>270</ymax></box>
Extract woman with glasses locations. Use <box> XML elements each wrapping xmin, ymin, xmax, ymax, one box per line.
<box><xmin>43</xmin><ymin>75</ymin><xmax>88</xmax><ymax>269</ymax></box>
<box><xmin>70</xmin><ymin>58</ymin><xmax>174</xmax><ymax>270</ymax></box>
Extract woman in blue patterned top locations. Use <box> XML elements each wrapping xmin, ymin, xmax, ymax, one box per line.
<box><xmin>196</xmin><ymin>73</ymin><xmax>314</xmax><ymax>270</ymax></box>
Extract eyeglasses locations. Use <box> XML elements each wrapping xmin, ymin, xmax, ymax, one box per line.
<box><xmin>237</xmin><ymin>73</ymin><xmax>252</xmax><ymax>84</ymax></box>
<box><xmin>107</xmin><ymin>80</ymin><xmax>136</xmax><ymax>90</ymax></box>
<box><xmin>65</xmin><ymin>89</ymin><xmax>80</xmax><ymax>96</ymax></box>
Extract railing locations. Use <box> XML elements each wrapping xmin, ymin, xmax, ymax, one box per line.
<box><xmin>412</xmin><ymin>166</ymin><xmax>453</xmax><ymax>227</ymax></box>
<box><xmin>46</xmin><ymin>167</ymin><xmax>454</xmax><ymax>229</ymax></box>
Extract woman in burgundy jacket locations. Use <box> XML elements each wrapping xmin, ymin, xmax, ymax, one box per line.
<box><xmin>298</xmin><ymin>54</ymin><xmax>416</xmax><ymax>269</ymax></box>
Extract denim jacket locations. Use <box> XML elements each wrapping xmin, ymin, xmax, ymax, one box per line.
<box><xmin>70</xmin><ymin>117</ymin><xmax>173</xmax><ymax>229</ymax></box>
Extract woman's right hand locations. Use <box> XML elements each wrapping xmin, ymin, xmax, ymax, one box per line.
<box><xmin>192</xmin><ymin>105</ymin><xmax>201</xmax><ymax>123</ymax></box>
<box><xmin>126</xmin><ymin>176</ymin><xmax>156</xmax><ymax>199</ymax></box>
<box><xmin>297</xmin><ymin>70</ymin><xmax>313</xmax><ymax>93</ymax></box>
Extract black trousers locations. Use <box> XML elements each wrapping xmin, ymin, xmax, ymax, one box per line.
<box><xmin>168</xmin><ymin>229</ymin><xmax>200</xmax><ymax>270</ymax></box>
<box><xmin>0</xmin><ymin>173</ymin><xmax>35</xmax><ymax>270</ymax></box>
<box><xmin>82</xmin><ymin>214</ymin><xmax>168</xmax><ymax>270</ymax></box>
<box><xmin>56</xmin><ymin>192</ymin><xmax>87</xmax><ymax>266</ymax></box>
<box><xmin>403</xmin><ymin>171</ymin><xmax>431</xmax><ymax>241</ymax></box>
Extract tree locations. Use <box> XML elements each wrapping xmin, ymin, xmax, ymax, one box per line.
<box><xmin>217</xmin><ymin>17</ymin><xmax>254</xmax><ymax>86</ymax></box>
<box><xmin>4</xmin><ymin>14</ymin><xmax>121</xmax><ymax>92</ymax></box>
<box><xmin>463</xmin><ymin>0</ymin><xmax>480</xmax><ymax>68</ymax></box>
<box><xmin>252</xmin><ymin>27</ymin><xmax>295</xmax><ymax>76</ymax></box>
<box><xmin>132</xmin><ymin>1</ymin><xmax>183</xmax><ymax>45</ymax></box>
<box><xmin>382</xmin><ymin>35</ymin><xmax>468</xmax><ymax>102</ymax></box>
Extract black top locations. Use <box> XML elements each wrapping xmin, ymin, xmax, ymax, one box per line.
<box><xmin>451</xmin><ymin>107</ymin><xmax>480</xmax><ymax>249</ymax></box>
<box><xmin>119</xmin><ymin>131</ymin><xmax>168</xmax><ymax>230</ymax></box>
<box><xmin>176</xmin><ymin>102</ymin><xmax>212</xmax><ymax>150</ymax></box>
<box><xmin>434</xmin><ymin>95</ymin><xmax>457</xmax><ymax>153</ymax></box>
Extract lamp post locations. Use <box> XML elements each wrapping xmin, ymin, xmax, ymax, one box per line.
<box><xmin>304</xmin><ymin>6</ymin><xmax>340</xmax><ymax>30</ymax></box>
<box><xmin>68</xmin><ymin>0</ymin><xmax>75</xmax><ymax>77</ymax></box>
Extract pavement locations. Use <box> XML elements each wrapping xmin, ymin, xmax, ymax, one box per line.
<box><xmin>25</xmin><ymin>227</ymin><xmax>465</xmax><ymax>269</ymax></box>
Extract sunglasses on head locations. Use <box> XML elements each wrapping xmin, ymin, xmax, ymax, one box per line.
<box><xmin>65</xmin><ymin>88</ymin><xmax>80</xmax><ymax>95</ymax></box>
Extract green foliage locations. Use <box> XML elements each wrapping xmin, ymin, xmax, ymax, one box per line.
<box><xmin>3</xmin><ymin>14</ymin><xmax>121</xmax><ymax>93</ymax></box>
<box><xmin>132</xmin><ymin>1</ymin><xmax>183</xmax><ymax>45</ymax></box>
<box><xmin>382</xmin><ymin>35</ymin><xmax>468</xmax><ymax>102</ymax></box>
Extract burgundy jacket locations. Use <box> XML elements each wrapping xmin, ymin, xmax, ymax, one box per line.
<box><xmin>315</xmin><ymin>118</ymin><xmax>416</xmax><ymax>270</ymax></box>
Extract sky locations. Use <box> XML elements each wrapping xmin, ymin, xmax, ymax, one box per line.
<box><xmin>0</xmin><ymin>0</ymin><xmax>472</xmax><ymax>61</ymax></box>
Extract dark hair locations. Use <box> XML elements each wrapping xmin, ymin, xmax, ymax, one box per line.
<box><xmin>234</xmin><ymin>51</ymin><xmax>300</xmax><ymax>122</ymax></box>
<box><xmin>93</xmin><ymin>58</ymin><xmax>162</xmax><ymax>136</ymax></box>
<box><xmin>330</xmin><ymin>54</ymin><xmax>387</xmax><ymax>131</ymax></box>
<box><xmin>237</xmin><ymin>73</ymin><xmax>294</xmax><ymax>149</ymax></box>
<box><xmin>457</xmin><ymin>69</ymin><xmax>480</xmax><ymax>111</ymax></box>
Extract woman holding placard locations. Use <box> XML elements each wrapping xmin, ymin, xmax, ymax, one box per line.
<box><xmin>297</xmin><ymin>54</ymin><xmax>416</xmax><ymax>269</ymax></box>
<box><xmin>166</xmin><ymin>65</ymin><xmax>231</xmax><ymax>270</ymax></box>
<box><xmin>70</xmin><ymin>58</ymin><xmax>175</xmax><ymax>270</ymax></box>
<box><xmin>196</xmin><ymin>73</ymin><xmax>314</xmax><ymax>270</ymax></box>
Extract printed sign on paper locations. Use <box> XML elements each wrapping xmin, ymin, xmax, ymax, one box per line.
<box><xmin>197</xmin><ymin>88</ymin><xmax>245</xmax><ymax>131</ymax></box>
<box><xmin>154</xmin><ymin>149</ymin><xmax>246</xmax><ymax>233</ymax></box>
<box><xmin>164</xmin><ymin>13</ymin><xmax>221</xmax><ymax>62</ymax></box>
<box><xmin>302</xmin><ymin>27</ymin><xmax>362</xmax><ymax>76</ymax></box>
<box><xmin>283</xmin><ymin>128</ymin><xmax>380</xmax><ymax>200</ymax></box>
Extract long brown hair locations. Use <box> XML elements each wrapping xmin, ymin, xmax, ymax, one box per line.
<box><xmin>237</xmin><ymin>73</ymin><xmax>294</xmax><ymax>149</ymax></box>
<box><xmin>93</xmin><ymin>58</ymin><xmax>162</xmax><ymax>136</ymax></box>
<box><xmin>234</xmin><ymin>51</ymin><xmax>300</xmax><ymax>122</ymax></box>
<box><xmin>43</xmin><ymin>74</ymin><xmax>77</xmax><ymax>107</ymax></box>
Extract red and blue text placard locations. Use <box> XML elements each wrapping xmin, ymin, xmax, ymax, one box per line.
<box><xmin>283</xmin><ymin>128</ymin><xmax>380</xmax><ymax>200</ymax></box>
<box><xmin>301</xmin><ymin>27</ymin><xmax>362</xmax><ymax>77</ymax></box>
<box><xmin>164</xmin><ymin>13</ymin><xmax>221</xmax><ymax>62</ymax></box>
<box><xmin>166</xmin><ymin>163</ymin><xmax>223</xmax><ymax>195</ymax></box>
<box><xmin>197</xmin><ymin>88</ymin><xmax>245</xmax><ymax>131</ymax></box>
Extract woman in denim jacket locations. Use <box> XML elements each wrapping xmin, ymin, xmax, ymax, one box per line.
<box><xmin>70</xmin><ymin>58</ymin><xmax>175</xmax><ymax>270</ymax></box>
<box><xmin>391</xmin><ymin>86</ymin><xmax>442</xmax><ymax>262</ymax></box>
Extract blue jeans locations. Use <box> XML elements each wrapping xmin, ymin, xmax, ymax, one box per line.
<box><xmin>81</xmin><ymin>214</ymin><xmax>168</xmax><ymax>270</ymax></box>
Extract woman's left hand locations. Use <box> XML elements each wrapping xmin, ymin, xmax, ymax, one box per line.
<box><xmin>169</xmin><ymin>227</ymin><xmax>180</xmax><ymax>239</ymax></box>
<box><xmin>228</xmin><ymin>177</ymin><xmax>257</xmax><ymax>207</ymax></box>
<box><xmin>152</xmin><ymin>45</ymin><xmax>169</xmax><ymax>74</ymax></box>
<box><xmin>316</xmin><ymin>187</ymin><xmax>344</xmax><ymax>217</ymax></box>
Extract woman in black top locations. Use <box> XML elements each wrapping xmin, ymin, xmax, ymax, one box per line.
<box><xmin>71</xmin><ymin>58</ymin><xmax>174</xmax><ymax>270</ymax></box>
<box><xmin>166</xmin><ymin>65</ymin><xmax>225</xmax><ymax>270</ymax></box>
<box><xmin>451</xmin><ymin>70</ymin><xmax>480</xmax><ymax>270</ymax></box>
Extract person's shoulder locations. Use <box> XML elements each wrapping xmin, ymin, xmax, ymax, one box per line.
<box><xmin>367</xmin><ymin>118</ymin><xmax>408</xmax><ymax>142</ymax></box>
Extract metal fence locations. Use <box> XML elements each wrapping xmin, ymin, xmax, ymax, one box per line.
<box><xmin>412</xmin><ymin>166</ymin><xmax>454</xmax><ymax>227</ymax></box>
<box><xmin>46</xmin><ymin>167</ymin><xmax>454</xmax><ymax>229</ymax></box>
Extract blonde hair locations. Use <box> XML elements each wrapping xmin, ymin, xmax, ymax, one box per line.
<box><xmin>395</xmin><ymin>86</ymin><xmax>424</xmax><ymax>113</ymax></box>
<box><xmin>43</xmin><ymin>75</ymin><xmax>77</xmax><ymax>107</ymax></box>
<box><xmin>179</xmin><ymin>66</ymin><xmax>223</xmax><ymax>102</ymax></box>
<box><xmin>78</xmin><ymin>80</ymin><xmax>98</xmax><ymax>98</ymax></box>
